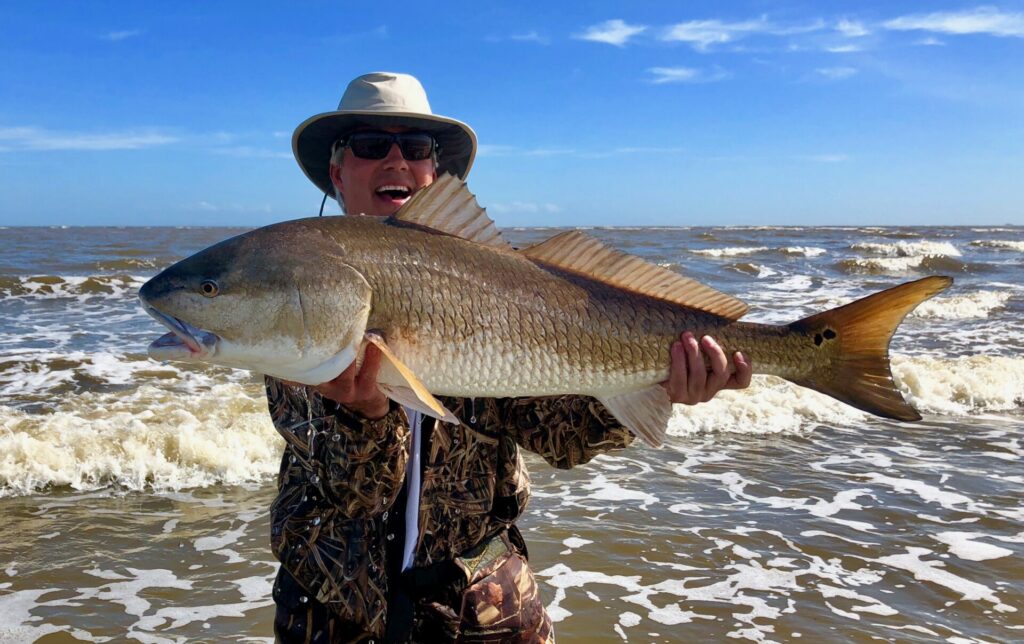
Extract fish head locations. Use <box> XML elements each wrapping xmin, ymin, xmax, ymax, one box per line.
<box><xmin>139</xmin><ymin>224</ymin><xmax>372</xmax><ymax>383</ymax></box>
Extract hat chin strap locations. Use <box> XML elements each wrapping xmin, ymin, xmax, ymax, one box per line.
<box><xmin>318</xmin><ymin>191</ymin><xmax>328</xmax><ymax>217</ymax></box>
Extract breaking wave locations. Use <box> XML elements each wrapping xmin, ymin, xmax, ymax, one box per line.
<box><xmin>851</xmin><ymin>241</ymin><xmax>962</xmax><ymax>257</ymax></box>
<box><xmin>911</xmin><ymin>290</ymin><xmax>1012</xmax><ymax>319</ymax></box>
<box><xmin>0</xmin><ymin>383</ymin><xmax>281</xmax><ymax>497</ymax></box>
<box><xmin>0</xmin><ymin>274</ymin><xmax>147</xmax><ymax>299</ymax></box>
<box><xmin>666</xmin><ymin>355</ymin><xmax>1024</xmax><ymax>437</ymax></box>
<box><xmin>969</xmin><ymin>240</ymin><xmax>1024</xmax><ymax>251</ymax></box>
<box><xmin>835</xmin><ymin>256</ymin><xmax>969</xmax><ymax>275</ymax></box>
<box><xmin>692</xmin><ymin>247</ymin><xmax>769</xmax><ymax>257</ymax></box>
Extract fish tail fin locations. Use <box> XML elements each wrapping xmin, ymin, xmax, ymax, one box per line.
<box><xmin>786</xmin><ymin>276</ymin><xmax>952</xmax><ymax>421</ymax></box>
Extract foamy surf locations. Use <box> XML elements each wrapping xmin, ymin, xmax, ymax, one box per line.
<box><xmin>2</xmin><ymin>224</ymin><xmax>1021</xmax><ymax>641</ymax></box>
<box><xmin>0</xmin><ymin>383</ymin><xmax>281</xmax><ymax>497</ymax></box>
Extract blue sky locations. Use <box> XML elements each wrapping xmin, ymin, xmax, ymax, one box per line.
<box><xmin>1</xmin><ymin>1</ymin><xmax>1022</xmax><ymax>226</ymax></box>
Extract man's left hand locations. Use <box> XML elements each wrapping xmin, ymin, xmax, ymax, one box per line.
<box><xmin>664</xmin><ymin>332</ymin><xmax>752</xmax><ymax>405</ymax></box>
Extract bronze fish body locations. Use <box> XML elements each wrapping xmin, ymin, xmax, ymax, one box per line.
<box><xmin>139</xmin><ymin>175</ymin><xmax>952</xmax><ymax>446</ymax></box>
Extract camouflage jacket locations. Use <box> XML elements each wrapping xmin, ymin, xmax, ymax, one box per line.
<box><xmin>265</xmin><ymin>376</ymin><xmax>634</xmax><ymax>637</ymax></box>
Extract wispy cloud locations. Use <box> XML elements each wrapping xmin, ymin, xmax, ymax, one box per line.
<box><xmin>646</xmin><ymin>66</ymin><xmax>730</xmax><ymax>84</ymax></box>
<box><xmin>102</xmin><ymin>29</ymin><xmax>143</xmax><ymax>41</ymax></box>
<box><xmin>660</xmin><ymin>17</ymin><xmax>825</xmax><ymax>51</ymax></box>
<box><xmin>883</xmin><ymin>7</ymin><xmax>1024</xmax><ymax>37</ymax></box>
<box><xmin>815</xmin><ymin>67</ymin><xmax>858</xmax><ymax>80</ymax></box>
<box><xmin>836</xmin><ymin>19</ymin><xmax>870</xmax><ymax>38</ymax></box>
<box><xmin>825</xmin><ymin>44</ymin><xmax>861</xmax><ymax>53</ymax></box>
<box><xmin>574</xmin><ymin>19</ymin><xmax>647</xmax><ymax>47</ymax></box>
<box><xmin>914</xmin><ymin>37</ymin><xmax>946</xmax><ymax>46</ymax></box>
<box><xmin>0</xmin><ymin>126</ymin><xmax>176</xmax><ymax>151</ymax></box>
<box><xmin>511</xmin><ymin>31</ymin><xmax>550</xmax><ymax>45</ymax></box>
<box><xmin>489</xmin><ymin>201</ymin><xmax>561</xmax><ymax>214</ymax></box>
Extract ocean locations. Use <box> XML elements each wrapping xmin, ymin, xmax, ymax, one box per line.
<box><xmin>0</xmin><ymin>224</ymin><xmax>1021</xmax><ymax>642</ymax></box>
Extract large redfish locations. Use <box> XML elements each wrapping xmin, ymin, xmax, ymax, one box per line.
<box><xmin>139</xmin><ymin>175</ymin><xmax>951</xmax><ymax>446</ymax></box>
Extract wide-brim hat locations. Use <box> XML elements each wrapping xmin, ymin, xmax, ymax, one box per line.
<box><xmin>293</xmin><ymin>72</ymin><xmax>477</xmax><ymax>196</ymax></box>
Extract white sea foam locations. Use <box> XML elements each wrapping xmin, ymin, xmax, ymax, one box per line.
<box><xmin>2</xmin><ymin>274</ymin><xmax>148</xmax><ymax>299</ymax></box>
<box><xmin>692</xmin><ymin>246</ymin><xmax>769</xmax><ymax>257</ymax></box>
<box><xmin>851</xmin><ymin>241</ymin><xmax>962</xmax><ymax>257</ymax></box>
<box><xmin>934</xmin><ymin>532</ymin><xmax>1015</xmax><ymax>561</ymax></box>
<box><xmin>894</xmin><ymin>355</ymin><xmax>1024</xmax><ymax>415</ymax></box>
<box><xmin>912</xmin><ymin>291</ymin><xmax>1011</xmax><ymax>319</ymax></box>
<box><xmin>664</xmin><ymin>355</ymin><xmax>1023</xmax><ymax>438</ymax></box>
<box><xmin>969</xmin><ymin>239</ymin><xmax>1024</xmax><ymax>251</ymax></box>
<box><xmin>0</xmin><ymin>383</ymin><xmax>281</xmax><ymax>496</ymax></box>
<box><xmin>874</xmin><ymin>547</ymin><xmax>1015</xmax><ymax>612</ymax></box>
<box><xmin>780</xmin><ymin>246</ymin><xmax>827</xmax><ymax>257</ymax></box>
<box><xmin>843</xmin><ymin>256</ymin><xmax>926</xmax><ymax>272</ymax></box>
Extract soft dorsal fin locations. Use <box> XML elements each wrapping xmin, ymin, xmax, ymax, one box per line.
<box><xmin>389</xmin><ymin>173</ymin><xmax>511</xmax><ymax>249</ymax></box>
<box><xmin>520</xmin><ymin>230</ymin><xmax>749</xmax><ymax>320</ymax></box>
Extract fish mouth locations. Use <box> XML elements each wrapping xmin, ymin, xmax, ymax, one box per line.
<box><xmin>142</xmin><ymin>304</ymin><xmax>219</xmax><ymax>361</ymax></box>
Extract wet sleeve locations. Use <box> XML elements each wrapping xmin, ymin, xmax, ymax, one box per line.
<box><xmin>265</xmin><ymin>376</ymin><xmax>409</xmax><ymax>519</ymax></box>
<box><xmin>500</xmin><ymin>395</ymin><xmax>635</xmax><ymax>469</ymax></box>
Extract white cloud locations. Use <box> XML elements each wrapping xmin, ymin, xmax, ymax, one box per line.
<box><xmin>815</xmin><ymin>66</ymin><xmax>858</xmax><ymax>80</ymax></box>
<box><xmin>825</xmin><ymin>44</ymin><xmax>861</xmax><ymax>53</ymax></box>
<box><xmin>660</xmin><ymin>18</ymin><xmax>766</xmax><ymax>50</ymax></box>
<box><xmin>884</xmin><ymin>7</ymin><xmax>1024</xmax><ymax>37</ymax></box>
<box><xmin>646</xmin><ymin>66</ymin><xmax>729</xmax><ymax>84</ymax></box>
<box><xmin>511</xmin><ymin>31</ymin><xmax>550</xmax><ymax>45</ymax></box>
<box><xmin>836</xmin><ymin>19</ymin><xmax>870</xmax><ymax>38</ymax></box>
<box><xmin>102</xmin><ymin>29</ymin><xmax>142</xmax><ymax>41</ymax></box>
<box><xmin>660</xmin><ymin>17</ymin><xmax>825</xmax><ymax>51</ymax></box>
<box><xmin>915</xmin><ymin>37</ymin><xmax>946</xmax><ymax>46</ymax></box>
<box><xmin>574</xmin><ymin>19</ymin><xmax>647</xmax><ymax>47</ymax></box>
<box><xmin>489</xmin><ymin>201</ymin><xmax>561</xmax><ymax>214</ymax></box>
<box><xmin>0</xmin><ymin>126</ymin><xmax>176</xmax><ymax>151</ymax></box>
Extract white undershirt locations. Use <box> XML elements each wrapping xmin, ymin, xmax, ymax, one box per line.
<box><xmin>401</xmin><ymin>408</ymin><xmax>422</xmax><ymax>571</ymax></box>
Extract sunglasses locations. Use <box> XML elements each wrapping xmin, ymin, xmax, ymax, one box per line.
<box><xmin>339</xmin><ymin>131</ymin><xmax>437</xmax><ymax>161</ymax></box>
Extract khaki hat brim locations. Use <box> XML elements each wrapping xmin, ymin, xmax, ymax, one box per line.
<box><xmin>293</xmin><ymin>110</ymin><xmax>477</xmax><ymax>196</ymax></box>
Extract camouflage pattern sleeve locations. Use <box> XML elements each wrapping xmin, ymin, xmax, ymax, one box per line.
<box><xmin>265</xmin><ymin>376</ymin><xmax>410</xmax><ymax>518</ymax></box>
<box><xmin>265</xmin><ymin>376</ymin><xmax>410</xmax><ymax>633</ymax></box>
<box><xmin>500</xmin><ymin>395</ymin><xmax>636</xmax><ymax>469</ymax></box>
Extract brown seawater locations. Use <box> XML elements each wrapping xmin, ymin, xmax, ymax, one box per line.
<box><xmin>1</xmin><ymin>225</ymin><xmax>1022</xmax><ymax>641</ymax></box>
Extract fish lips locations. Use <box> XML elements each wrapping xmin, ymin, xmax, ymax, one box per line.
<box><xmin>142</xmin><ymin>303</ymin><xmax>219</xmax><ymax>361</ymax></box>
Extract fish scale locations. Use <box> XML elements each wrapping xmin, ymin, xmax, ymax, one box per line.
<box><xmin>139</xmin><ymin>177</ymin><xmax>951</xmax><ymax>446</ymax></box>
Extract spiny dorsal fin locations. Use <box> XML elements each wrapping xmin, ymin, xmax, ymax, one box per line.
<box><xmin>520</xmin><ymin>230</ymin><xmax>749</xmax><ymax>320</ymax></box>
<box><xmin>389</xmin><ymin>173</ymin><xmax>510</xmax><ymax>249</ymax></box>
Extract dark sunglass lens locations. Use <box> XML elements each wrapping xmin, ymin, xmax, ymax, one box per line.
<box><xmin>348</xmin><ymin>133</ymin><xmax>393</xmax><ymax>159</ymax></box>
<box><xmin>398</xmin><ymin>134</ymin><xmax>434</xmax><ymax>160</ymax></box>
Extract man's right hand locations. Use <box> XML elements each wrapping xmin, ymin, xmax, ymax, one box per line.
<box><xmin>302</xmin><ymin>344</ymin><xmax>391</xmax><ymax>420</ymax></box>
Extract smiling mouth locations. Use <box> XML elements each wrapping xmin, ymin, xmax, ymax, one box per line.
<box><xmin>375</xmin><ymin>185</ymin><xmax>412</xmax><ymax>201</ymax></box>
<box><xmin>142</xmin><ymin>304</ymin><xmax>218</xmax><ymax>359</ymax></box>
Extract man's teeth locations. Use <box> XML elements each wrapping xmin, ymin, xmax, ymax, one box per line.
<box><xmin>376</xmin><ymin>185</ymin><xmax>411</xmax><ymax>198</ymax></box>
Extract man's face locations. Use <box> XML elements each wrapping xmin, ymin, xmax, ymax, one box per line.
<box><xmin>329</xmin><ymin>126</ymin><xmax>437</xmax><ymax>217</ymax></box>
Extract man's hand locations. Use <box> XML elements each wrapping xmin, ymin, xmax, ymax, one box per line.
<box><xmin>664</xmin><ymin>332</ymin><xmax>752</xmax><ymax>405</ymax></box>
<box><xmin>297</xmin><ymin>344</ymin><xmax>391</xmax><ymax>420</ymax></box>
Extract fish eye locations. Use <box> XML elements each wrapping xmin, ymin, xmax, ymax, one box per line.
<box><xmin>199</xmin><ymin>280</ymin><xmax>219</xmax><ymax>297</ymax></box>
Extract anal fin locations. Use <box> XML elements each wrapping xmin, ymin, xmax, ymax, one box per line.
<box><xmin>597</xmin><ymin>385</ymin><xmax>672</xmax><ymax>448</ymax></box>
<box><xmin>364</xmin><ymin>333</ymin><xmax>459</xmax><ymax>425</ymax></box>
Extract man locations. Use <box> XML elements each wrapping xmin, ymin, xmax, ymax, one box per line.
<box><xmin>268</xmin><ymin>72</ymin><xmax>752</xmax><ymax>643</ymax></box>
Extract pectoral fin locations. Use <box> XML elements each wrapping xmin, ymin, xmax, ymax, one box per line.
<box><xmin>364</xmin><ymin>333</ymin><xmax>459</xmax><ymax>425</ymax></box>
<box><xmin>597</xmin><ymin>386</ymin><xmax>672</xmax><ymax>448</ymax></box>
